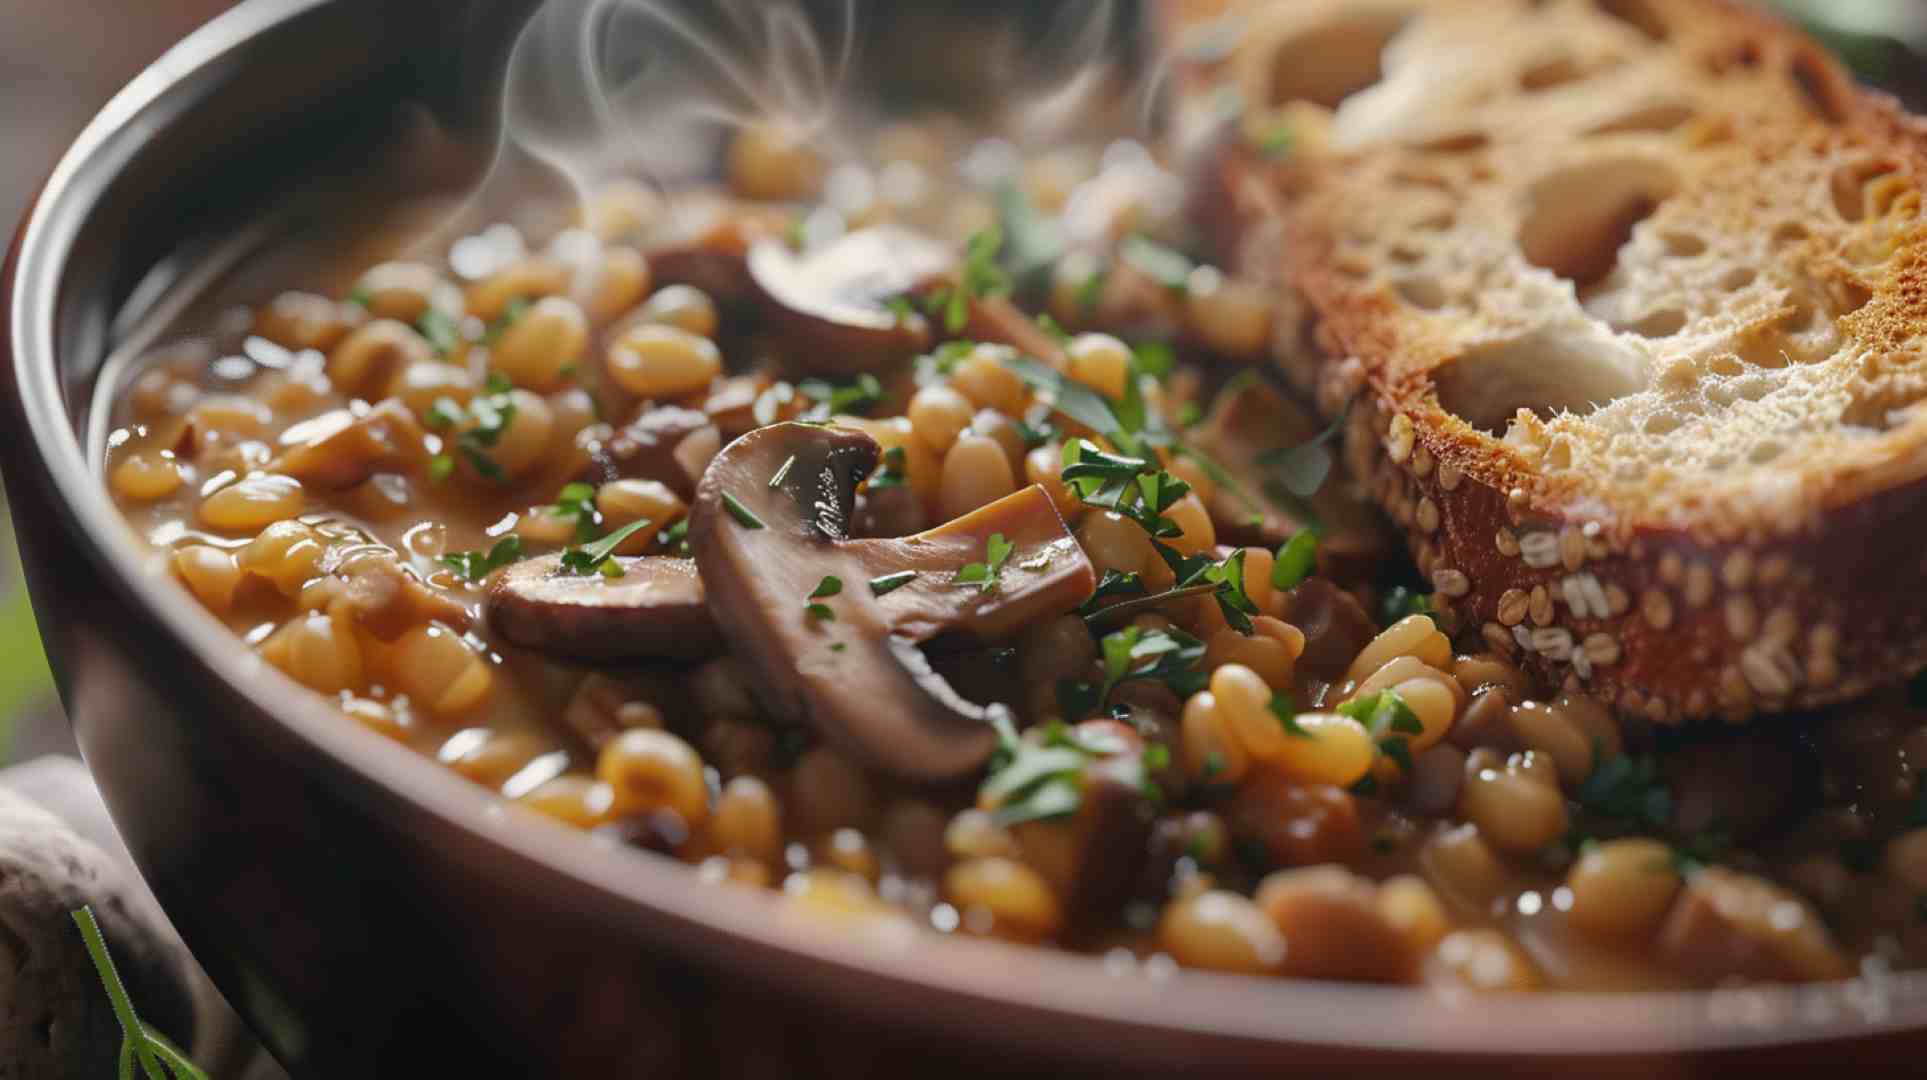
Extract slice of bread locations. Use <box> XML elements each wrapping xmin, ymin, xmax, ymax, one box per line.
<box><xmin>1170</xmin><ymin>0</ymin><xmax>1927</xmax><ymax>725</ymax></box>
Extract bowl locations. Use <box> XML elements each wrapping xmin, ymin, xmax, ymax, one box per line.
<box><xmin>6</xmin><ymin>0</ymin><xmax>1927</xmax><ymax>1074</ymax></box>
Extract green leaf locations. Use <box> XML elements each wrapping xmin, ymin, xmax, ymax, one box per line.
<box><xmin>1255</xmin><ymin>399</ymin><xmax>1352</xmax><ymax>500</ymax></box>
<box><xmin>869</xmin><ymin>570</ymin><xmax>917</xmax><ymax>597</ymax></box>
<box><xmin>438</xmin><ymin>535</ymin><xmax>525</xmax><ymax>583</ymax></box>
<box><xmin>1121</xmin><ymin>234</ymin><xmax>1196</xmax><ymax>292</ymax></box>
<box><xmin>427</xmin><ymin>455</ymin><xmax>455</xmax><ymax>483</ymax></box>
<box><xmin>1269</xmin><ymin>691</ymin><xmax>1309</xmax><ymax>737</ymax></box>
<box><xmin>956</xmin><ymin>532</ymin><xmax>1016</xmax><ymax>594</ymax></box>
<box><xmin>480</xmin><ymin>296</ymin><xmax>530</xmax><ymax>346</ymax></box>
<box><xmin>1074</xmin><ymin>266</ymin><xmax>1109</xmax><ymax>313</ymax></box>
<box><xmin>1576</xmin><ymin>750</ymin><xmax>1673</xmax><ymax>830</ymax></box>
<box><xmin>74</xmin><ymin>906</ymin><xmax>206</xmax><ymax>1080</ymax></box>
<box><xmin>549</xmin><ymin>482</ymin><xmax>602</xmax><ymax>543</ymax></box>
<box><xmin>1131</xmin><ymin>340</ymin><xmax>1176</xmax><ymax>380</ymax></box>
<box><xmin>721</xmin><ymin>492</ymin><xmax>767</xmax><ymax>530</ymax></box>
<box><xmin>868</xmin><ymin>445</ymin><xmax>910</xmax><ymax>490</ymax></box>
<box><xmin>1272</xmin><ymin>530</ymin><xmax>1320</xmax><ymax>591</ymax></box>
<box><xmin>1255</xmin><ymin>123</ymin><xmax>1295</xmax><ymax>159</ymax></box>
<box><xmin>1076</xmin><ymin>570</ymin><xmax>1148</xmax><ymax>616</ymax></box>
<box><xmin>559</xmin><ymin>519</ymin><xmax>651</xmax><ymax>577</ymax></box>
<box><xmin>810</xmin><ymin>575</ymin><xmax>843</xmax><ymax>600</ymax></box>
<box><xmin>346</xmin><ymin>286</ymin><xmax>372</xmax><ymax>308</ymax></box>
<box><xmin>1001</xmin><ymin>355</ymin><xmax>1124</xmax><ymax>437</ymax></box>
<box><xmin>805</xmin><ymin>603</ymin><xmax>836</xmax><ymax>622</ymax></box>
<box><xmin>797</xmin><ymin>373</ymin><xmax>884</xmax><ymax>419</ymax></box>
<box><xmin>415</xmin><ymin>308</ymin><xmax>461</xmax><ymax>356</ymax></box>
<box><xmin>995</xmin><ymin>184</ymin><xmax>1066</xmax><ymax>291</ymax></box>
<box><xmin>1378</xmin><ymin>585</ymin><xmax>1436</xmax><ymax>625</ymax></box>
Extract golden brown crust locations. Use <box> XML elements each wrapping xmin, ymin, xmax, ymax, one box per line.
<box><xmin>1175</xmin><ymin>0</ymin><xmax>1927</xmax><ymax>721</ymax></box>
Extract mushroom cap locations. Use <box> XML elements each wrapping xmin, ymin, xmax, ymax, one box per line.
<box><xmin>488</xmin><ymin>554</ymin><xmax>719</xmax><ymax>664</ymax></box>
<box><xmin>747</xmin><ymin>226</ymin><xmax>956</xmax><ymax>376</ymax></box>
<box><xmin>691</xmin><ymin>422</ymin><xmax>1096</xmax><ymax>783</ymax></box>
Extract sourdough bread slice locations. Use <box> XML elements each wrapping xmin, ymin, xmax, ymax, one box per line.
<box><xmin>1175</xmin><ymin>0</ymin><xmax>1927</xmax><ymax>724</ymax></box>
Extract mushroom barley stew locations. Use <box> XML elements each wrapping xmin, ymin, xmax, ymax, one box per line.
<box><xmin>103</xmin><ymin>123</ymin><xmax>1927</xmax><ymax>991</ymax></box>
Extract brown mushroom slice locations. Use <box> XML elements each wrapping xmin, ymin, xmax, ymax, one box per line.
<box><xmin>643</xmin><ymin>195</ymin><xmax>793</xmax><ymax>304</ymax></box>
<box><xmin>577</xmin><ymin>404</ymin><xmax>720</xmax><ymax>497</ymax></box>
<box><xmin>487</xmin><ymin>554</ymin><xmax>720</xmax><ymax>663</ymax></box>
<box><xmin>747</xmin><ymin>226</ymin><xmax>956</xmax><ymax>375</ymax></box>
<box><xmin>1186</xmin><ymin>376</ymin><xmax>1393</xmax><ymax>570</ymax></box>
<box><xmin>272</xmin><ymin>399</ymin><xmax>428</xmax><ymax>490</ymax></box>
<box><xmin>690</xmin><ymin>422</ymin><xmax>1097</xmax><ymax>783</ymax></box>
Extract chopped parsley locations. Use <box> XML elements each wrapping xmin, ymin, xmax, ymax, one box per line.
<box><xmin>1378</xmin><ymin>585</ymin><xmax>1436</xmax><ymax>625</ymax></box>
<box><xmin>807</xmin><ymin>577</ymin><xmax>842</xmax><ymax>618</ymax></box>
<box><xmin>721</xmin><ymin>492</ymin><xmax>766</xmax><ymax>530</ymax></box>
<box><xmin>954</xmin><ymin>532</ymin><xmax>1015</xmax><ymax>594</ymax></box>
<box><xmin>548</xmin><ymin>482</ymin><xmax>601</xmax><ymax>543</ymax></box>
<box><xmin>1131</xmin><ymin>341</ymin><xmax>1176</xmax><ymax>380</ymax></box>
<box><xmin>346</xmin><ymin>285</ymin><xmax>372</xmax><ymax>308</ymax></box>
<box><xmin>1060</xmin><ymin>625</ymin><xmax>1209</xmax><ymax>719</ymax></box>
<box><xmin>1074</xmin><ymin>266</ymin><xmax>1109</xmax><ymax>313</ymax></box>
<box><xmin>797</xmin><ymin>373</ymin><xmax>884</xmax><ymax>420</ymax></box>
<box><xmin>426</xmin><ymin>373</ymin><xmax>518</xmax><ymax>481</ymax></box>
<box><xmin>869</xmin><ymin>571</ymin><xmax>917</xmax><ymax>597</ymax></box>
<box><xmin>980</xmin><ymin>715</ymin><xmax>1155</xmax><ymax>828</ymax></box>
<box><xmin>479</xmin><ymin>297</ymin><xmax>530</xmax><ymax>346</ymax></box>
<box><xmin>867</xmin><ymin>446</ymin><xmax>909</xmax><ymax>490</ymax></box>
<box><xmin>921</xmin><ymin>225</ymin><xmax>1015</xmax><ymax>333</ymax></box>
<box><xmin>1255</xmin><ymin>123</ymin><xmax>1295</xmax><ymax>159</ymax></box>
<box><xmin>415</xmin><ymin>307</ymin><xmax>462</xmax><ymax>356</ymax></box>
<box><xmin>438</xmin><ymin>535</ymin><xmax>524</xmax><ymax>583</ymax></box>
<box><xmin>1076</xmin><ymin>570</ymin><xmax>1149</xmax><ymax>616</ymax></box>
<box><xmin>657</xmin><ymin>518</ymin><xmax>691</xmax><ymax>556</ymax></box>
<box><xmin>427</xmin><ymin>454</ymin><xmax>456</xmax><ymax>484</ymax></box>
<box><xmin>1576</xmin><ymin>751</ymin><xmax>1673</xmax><ymax>830</ymax></box>
<box><xmin>1338</xmin><ymin>689</ymin><xmax>1423</xmax><ymax>771</ymax></box>
<box><xmin>1120</xmin><ymin>235</ymin><xmax>1196</xmax><ymax>293</ymax></box>
<box><xmin>1256</xmin><ymin>399</ymin><xmax>1352</xmax><ymax>502</ymax></box>
<box><xmin>559</xmin><ymin>519</ymin><xmax>651</xmax><ymax>577</ymax></box>
<box><xmin>1272</xmin><ymin>530</ymin><xmax>1320</xmax><ymax>591</ymax></box>
<box><xmin>994</xmin><ymin>185</ymin><xmax>1067</xmax><ymax>293</ymax></box>
<box><xmin>1269</xmin><ymin>690</ymin><xmax>1309</xmax><ymax>737</ymax></box>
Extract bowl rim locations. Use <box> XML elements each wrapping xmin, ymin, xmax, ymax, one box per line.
<box><xmin>11</xmin><ymin>0</ymin><xmax>1927</xmax><ymax>1062</ymax></box>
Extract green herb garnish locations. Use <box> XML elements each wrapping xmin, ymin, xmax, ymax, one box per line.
<box><xmin>954</xmin><ymin>532</ymin><xmax>1015</xmax><ymax>594</ymax></box>
<box><xmin>480</xmin><ymin>296</ymin><xmax>530</xmax><ymax>346</ymax></box>
<box><xmin>1576</xmin><ymin>751</ymin><xmax>1673</xmax><ymax>830</ymax></box>
<box><xmin>548</xmin><ymin>481</ymin><xmax>601</xmax><ymax>543</ymax></box>
<box><xmin>74</xmin><ymin>906</ymin><xmax>209</xmax><ymax>1080</ymax></box>
<box><xmin>658</xmin><ymin>518</ymin><xmax>690</xmax><ymax>556</ymax></box>
<box><xmin>1269</xmin><ymin>691</ymin><xmax>1309</xmax><ymax>737</ymax></box>
<box><xmin>346</xmin><ymin>286</ymin><xmax>372</xmax><ymax>308</ymax></box>
<box><xmin>797</xmin><ymin>373</ymin><xmax>884</xmax><ymax>419</ymax></box>
<box><xmin>1378</xmin><ymin>585</ymin><xmax>1436</xmax><ymax>625</ymax></box>
<box><xmin>427</xmin><ymin>454</ymin><xmax>455</xmax><ymax>484</ymax></box>
<box><xmin>869</xmin><ymin>571</ymin><xmax>917</xmax><ymax>597</ymax></box>
<box><xmin>868</xmin><ymin>445</ymin><xmax>909</xmax><ymax>490</ymax></box>
<box><xmin>415</xmin><ymin>307</ymin><xmax>462</xmax><ymax>356</ymax></box>
<box><xmin>1339</xmin><ymin>689</ymin><xmax>1422</xmax><ymax>771</ymax></box>
<box><xmin>1131</xmin><ymin>341</ymin><xmax>1176</xmax><ymax>380</ymax></box>
<box><xmin>1120</xmin><ymin>235</ymin><xmax>1196</xmax><ymax>293</ymax></box>
<box><xmin>1256</xmin><ymin>123</ymin><xmax>1295</xmax><ymax>159</ymax></box>
<box><xmin>438</xmin><ymin>535</ymin><xmax>525</xmax><ymax>583</ymax></box>
<box><xmin>1256</xmin><ymin>400</ymin><xmax>1352</xmax><ymax>501</ymax></box>
<box><xmin>721</xmin><ymin>492</ymin><xmax>766</xmax><ymax>530</ymax></box>
<box><xmin>560</xmin><ymin>519</ymin><xmax>651</xmax><ymax>577</ymax></box>
<box><xmin>810</xmin><ymin>576</ymin><xmax>843</xmax><ymax>599</ymax></box>
<box><xmin>1272</xmin><ymin>530</ymin><xmax>1320</xmax><ymax>591</ymax></box>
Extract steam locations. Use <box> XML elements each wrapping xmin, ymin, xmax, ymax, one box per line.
<box><xmin>431</xmin><ymin>0</ymin><xmax>1152</xmax><ymax>266</ymax></box>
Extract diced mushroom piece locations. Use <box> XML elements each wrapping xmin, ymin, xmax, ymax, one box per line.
<box><xmin>1283</xmin><ymin>579</ymin><xmax>1380</xmax><ymax>686</ymax></box>
<box><xmin>578</xmin><ymin>404</ymin><xmax>720</xmax><ymax>498</ymax></box>
<box><xmin>272</xmin><ymin>400</ymin><xmax>428</xmax><ymax>490</ymax></box>
<box><xmin>1253</xmin><ymin>865</ymin><xmax>1414</xmax><ymax>982</ymax></box>
<box><xmin>1656</xmin><ymin>866</ymin><xmax>1851</xmax><ymax>986</ymax></box>
<box><xmin>643</xmin><ymin>195</ymin><xmax>793</xmax><ymax>305</ymax></box>
<box><xmin>335</xmin><ymin>549</ymin><xmax>470</xmax><ymax>640</ymax></box>
<box><xmin>1008</xmin><ymin>720</ymin><xmax>1156</xmax><ymax>915</ymax></box>
<box><xmin>746</xmin><ymin>226</ymin><xmax>956</xmax><ymax>374</ymax></box>
<box><xmin>1186</xmin><ymin>376</ymin><xmax>1392</xmax><ymax>566</ymax></box>
<box><xmin>690</xmin><ymin>423</ymin><xmax>1097</xmax><ymax>783</ymax></box>
<box><xmin>487</xmin><ymin>554</ymin><xmax>720</xmax><ymax>663</ymax></box>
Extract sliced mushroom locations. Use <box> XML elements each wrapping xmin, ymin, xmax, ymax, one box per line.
<box><xmin>690</xmin><ymin>422</ymin><xmax>1097</xmax><ymax>783</ymax></box>
<box><xmin>1187</xmin><ymin>376</ymin><xmax>1392</xmax><ymax>569</ymax></box>
<box><xmin>487</xmin><ymin>554</ymin><xmax>720</xmax><ymax>663</ymax></box>
<box><xmin>272</xmin><ymin>399</ymin><xmax>428</xmax><ymax>490</ymax></box>
<box><xmin>1283</xmin><ymin>579</ymin><xmax>1380</xmax><ymax>687</ymax></box>
<box><xmin>643</xmin><ymin>194</ymin><xmax>793</xmax><ymax>305</ymax></box>
<box><xmin>747</xmin><ymin>226</ymin><xmax>956</xmax><ymax>374</ymax></box>
<box><xmin>576</xmin><ymin>404</ymin><xmax>719</xmax><ymax>498</ymax></box>
<box><xmin>1009</xmin><ymin>720</ymin><xmax>1157</xmax><ymax>915</ymax></box>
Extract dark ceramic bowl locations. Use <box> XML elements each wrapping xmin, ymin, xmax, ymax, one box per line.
<box><xmin>6</xmin><ymin>0</ymin><xmax>1927</xmax><ymax>1075</ymax></box>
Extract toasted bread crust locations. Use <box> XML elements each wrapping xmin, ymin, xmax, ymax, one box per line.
<box><xmin>1178</xmin><ymin>0</ymin><xmax>1927</xmax><ymax>721</ymax></box>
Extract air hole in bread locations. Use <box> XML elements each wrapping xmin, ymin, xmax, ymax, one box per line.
<box><xmin>1587</xmin><ymin>104</ymin><xmax>1696</xmax><ymax>137</ymax></box>
<box><xmin>1662</xmin><ymin>231</ymin><xmax>1708</xmax><ymax>257</ymax></box>
<box><xmin>1264</xmin><ymin>10</ymin><xmax>1410</xmax><ymax>111</ymax></box>
<box><xmin>1748</xmin><ymin>440</ymin><xmax>1784</xmax><ymax>465</ymax></box>
<box><xmin>1720</xmin><ymin>267</ymin><xmax>1758</xmax><ymax>291</ymax></box>
<box><xmin>1831</xmin><ymin>160</ymin><xmax>1903</xmax><ymax>222</ymax></box>
<box><xmin>1790</xmin><ymin>52</ymin><xmax>1850</xmax><ymax>124</ymax></box>
<box><xmin>1432</xmin><ymin>329</ymin><xmax>1647</xmax><ymax>434</ymax></box>
<box><xmin>1643</xmin><ymin>410</ymin><xmax>1683</xmax><ymax>436</ymax></box>
<box><xmin>1831</xmin><ymin>279</ymin><xmax>1873</xmax><ymax>316</ymax></box>
<box><xmin>1396</xmin><ymin>276</ymin><xmax>1447</xmax><ymax>310</ymax></box>
<box><xmin>1616</xmin><ymin>308</ymin><xmax>1687</xmax><ymax>338</ymax></box>
<box><xmin>1415</xmin><ymin>210</ymin><xmax>1456</xmax><ymax>232</ymax></box>
<box><xmin>1518</xmin><ymin>158</ymin><xmax>1678</xmax><ymax>288</ymax></box>
<box><xmin>1841</xmin><ymin>386</ymin><xmax>1921</xmax><ymax>432</ymax></box>
<box><xmin>1705</xmin><ymin>38</ymin><xmax>1764</xmax><ymax>77</ymax></box>
<box><xmin>1414</xmin><ymin>132</ymin><xmax>1490</xmax><ymax>154</ymax></box>
<box><xmin>1771</xmin><ymin>222</ymin><xmax>1809</xmax><ymax>250</ymax></box>
<box><xmin>1521</xmin><ymin>57</ymin><xmax>1583</xmax><ymax>92</ymax></box>
<box><xmin>1595</xmin><ymin>0</ymin><xmax>1668</xmax><ymax>42</ymax></box>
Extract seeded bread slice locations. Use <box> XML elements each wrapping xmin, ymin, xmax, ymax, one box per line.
<box><xmin>1173</xmin><ymin>0</ymin><xmax>1927</xmax><ymax>724</ymax></box>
